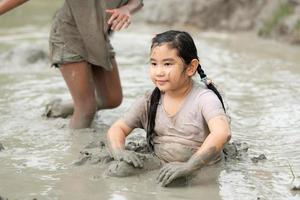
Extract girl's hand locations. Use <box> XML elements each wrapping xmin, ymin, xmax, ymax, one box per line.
<box><xmin>157</xmin><ymin>162</ymin><xmax>195</xmax><ymax>187</ymax></box>
<box><xmin>112</xmin><ymin>150</ymin><xmax>143</xmax><ymax>168</ymax></box>
<box><xmin>106</xmin><ymin>7</ymin><xmax>131</xmax><ymax>31</ymax></box>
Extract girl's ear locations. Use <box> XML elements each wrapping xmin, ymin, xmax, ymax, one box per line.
<box><xmin>186</xmin><ymin>59</ymin><xmax>199</xmax><ymax>76</ymax></box>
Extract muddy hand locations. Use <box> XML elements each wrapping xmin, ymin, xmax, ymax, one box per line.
<box><xmin>106</xmin><ymin>7</ymin><xmax>131</xmax><ymax>31</ymax></box>
<box><xmin>157</xmin><ymin>162</ymin><xmax>194</xmax><ymax>187</ymax></box>
<box><xmin>113</xmin><ymin>150</ymin><xmax>143</xmax><ymax>168</ymax></box>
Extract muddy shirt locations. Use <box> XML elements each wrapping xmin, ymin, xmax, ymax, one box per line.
<box><xmin>52</xmin><ymin>0</ymin><xmax>130</xmax><ymax>69</ymax></box>
<box><xmin>122</xmin><ymin>82</ymin><xmax>226</xmax><ymax>163</ymax></box>
<box><xmin>106</xmin><ymin>0</ymin><xmax>143</xmax><ymax>10</ymax></box>
<box><xmin>106</xmin><ymin>0</ymin><xmax>129</xmax><ymax>9</ymax></box>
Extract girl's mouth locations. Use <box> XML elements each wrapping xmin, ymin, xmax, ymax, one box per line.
<box><xmin>156</xmin><ymin>80</ymin><xmax>168</xmax><ymax>85</ymax></box>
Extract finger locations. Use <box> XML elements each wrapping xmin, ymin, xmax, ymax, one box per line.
<box><xmin>111</xmin><ymin>14</ymin><xmax>126</xmax><ymax>30</ymax></box>
<box><xmin>114</xmin><ymin>17</ymin><xmax>129</xmax><ymax>31</ymax></box>
<box><xmin>133</xmin><ymin>157</ymin><xmax>143</xmax><ymax>168</ymax></box>
<box><xmin>162</xmin><ymin>172</ymin><xmax>179</xmax><ymax>187</ymax></box>
<box><xmin>157</xmin><ymin>165</ymin><xmax>171</xmax><ymax>182</ymax></box>
<box><xmin>157</xmin><ymin>166</ymin><xmax>167</xmax><ymax>181</ymax></box>
<box><xmin>105</xmin><ymin>9</ymin><xmax>115</xmax><ymax>14</ymax></box>
<box><xmin>124</xmin><ymin>154</ymin><xmax>140</xmax><ymax>168</ymax></box>
<box><xmin>160</xmin><ymin>171</ymin><xmax>174</xmax><ymax>187</ymax></box>
<box><xmin>121</xmin><ymin>20</ymin><xmax>131</xmax><ymax>30</ymax></box>
<box><xmin>107</xmin><ymin>12</ymin><xmax>119</xmax><ymax>25</ymax></box>
<box><xmin>129</xmin><ymin>155</ymin><xmax>140</xmax><ymax>168</ymax></box>
<box><xmin>157</xmin><ymin>164</ymin><xmax>169</xmax><ymax>182</ymax></box>
<box><xmin>132</xmin><ymin>154</ymin><xmax>143</xmax><ymax>168</ymax></box>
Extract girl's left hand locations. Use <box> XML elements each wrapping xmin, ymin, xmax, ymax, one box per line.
<box><xmin>106</xmin><ymin>7</ymin><xmax>131</xmax><ymax>31</ymax></box>
<box><xmin>157</xmin><ymin>162</ymin><xmax>195</xmax><ymax>187</ymax></box>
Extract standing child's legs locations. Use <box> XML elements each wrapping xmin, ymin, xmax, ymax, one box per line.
<box><xmin>45</xmin><ymin>58</ymin><xmax>123</xmax><ymax>128</ymax></box>
<box><xmin>59</xmin><ymin>61</ymin><xmax>97</xmax><ymax>129</ymax></box>
<box><xmin>92</xmin><ymin>58</ymin><xmax>122</xmax><ymax>109</ymax></box>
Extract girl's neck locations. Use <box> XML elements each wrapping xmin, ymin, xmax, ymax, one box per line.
<box><xmin>165</xmin><ymin>79</ymin><xmax>193</xmax><ymax>100</ymax></box>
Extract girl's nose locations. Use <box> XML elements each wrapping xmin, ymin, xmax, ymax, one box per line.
<box><xmin>156</xmin><ymin>65</ymin><xmax>165</xmax><ymax>76</ymax></box>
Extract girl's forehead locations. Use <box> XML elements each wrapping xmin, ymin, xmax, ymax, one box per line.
<box><xmin>150</xmin><ymin>44</ymin><xmax>178</xmax><ymax>57</ymax></box>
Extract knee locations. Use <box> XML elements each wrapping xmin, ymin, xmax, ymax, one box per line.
<box><xmin>103</xmin><ymin>93</ymin><xmax>123</xmax><ymax>109</ymax></box>
<box><xmin>108</xmin><ymin>94</ymin><xmax>123</xmax><ymax>108</ymax></box>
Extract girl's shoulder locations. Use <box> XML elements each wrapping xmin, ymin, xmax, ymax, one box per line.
<box><xmin>191</xmin><ymin>82</ymin><xmax>222</xmax><ymax>105</ymax></box>
<box><xmin>140</xmin><ymin>90</ymin><xmax>152</xmax><ymax>102</ymax></box>
<box><xmin>192</xmin><ymin>82</ymin><xmax>214</xmax><ymax>96</ymax></box>
<box><xmin>132</xmin><ymin>90</ymin><xmax>152</xmax><ymax>106</ymax></box>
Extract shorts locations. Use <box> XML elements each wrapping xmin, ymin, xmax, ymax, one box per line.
<box><xmin>49</xmin><ymin>19</ymin><xmax>115</xmax><ymax>68</ymax></box>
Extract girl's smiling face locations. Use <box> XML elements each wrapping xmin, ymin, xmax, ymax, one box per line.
<box><xmin>150</xmin><ymin>43</ymin><xmax>196</xmax><ymax>93</ymax></box>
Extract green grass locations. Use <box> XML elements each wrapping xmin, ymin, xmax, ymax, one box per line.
<box><xmin>295</xmin><ymin>19</ymin><xmax>300</xmax><ymax>30</ymax></box>
<box><xmin>258</xmin><ymin>3</ymin><xmax>293</xmax><ymax>37</ymax></box>
<box><xmin>293</xmin><ymin>19</ymin><xmax>300</xmax><ymax>43</ymax></box>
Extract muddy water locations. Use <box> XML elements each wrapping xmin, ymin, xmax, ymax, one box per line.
<box><xmin>1</xmin><ymin>1</ymin><xmax>300</xmax><ymax>200</ymax></box>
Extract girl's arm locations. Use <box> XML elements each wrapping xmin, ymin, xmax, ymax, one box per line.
<box><xmin>106</xmin><ymin>0</ymin><xmax>143</xmax><ymax>31</ymax></box>
<box><xmin>107</xmin><ymin>119</ymin><xmax>143</xmax><ymax>168</ymax></box>
<box><xmin>0</xmin><ymin>0</ymin><xmax>29</xmax><ymax>15</ymax></box>
<box><xmin>158</xmin><ymin>115</ymin><xmax>231</xmax><ymax>187</ymax></box>
<box><xmin>186</xmin><ymin>115</ymin><xmax>231</xmax><ymax>169</ymax></box>
<box><xmin>107</xmin><ymin>119</ymin><xmax>133</xmax><ymax>151</ymax></box>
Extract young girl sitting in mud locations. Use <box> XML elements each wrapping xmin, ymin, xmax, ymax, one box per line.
<box><xmin>106</xmin><ymin>30</ymin><xmax>231</xmax><ymax>187</ymax></box>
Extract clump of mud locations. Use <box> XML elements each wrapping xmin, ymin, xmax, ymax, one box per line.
<box><xmin>0</xmin><ymin>143</ymin><xmax>5</xmax><ymax>151</ymax></box>
<box><xmin>251</xmin><ymin>154</ymin><xmax>267</xmax><ymax>163</ymax></box>
<box><xmin>72</xmin><ymin>139</ymin><xmax>150</xmax><ymax>166</ymax></box>
<box><xmin>72</xmin><ymin>138</ymin><xmax>273</xmax><ymax>180</ymax></box>
<box><xmin>72</xmin><ymin>139</ymin><xmax>162</xmax><ymax>177</ymax></box>
<box><xmin>288</xmin><ymin>162</ymin><xmax>300</xmax><ymax>191</ymax></box>
<box><xmin>223</xmin><ymin>141</ymin><xmax>249</xmax><ymax>161</ymax></box>
<box><xmin>223</xmin><ymin>141</ymin><xmax>268</xmax><ymax>164</ymax></box>
<box><xmin>0</xmin><ymin>196</ymin><xmax>37</xmax><ymax>200</ymax></box>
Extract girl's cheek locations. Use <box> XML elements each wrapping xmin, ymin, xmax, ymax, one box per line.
<box><xmin>165</xmin><ymin>70</ymin><xmax>171</xmax><ymax>77</ymax></box>
<box><xmin>165</xmin><ymin>68</ymin><xmax>173</xmax><ymax>77</ymax></box>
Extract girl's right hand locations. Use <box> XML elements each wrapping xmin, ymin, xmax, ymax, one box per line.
<box><xmin>112</xmin><ymin>150</ymin><xmax>143</xmax><ymax>168</ymax></box>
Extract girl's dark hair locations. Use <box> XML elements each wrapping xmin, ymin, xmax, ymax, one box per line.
<box><xmin>146</xmin><ymin>30</ymin><xmax>225</xmax><ymax>152</ymax></box>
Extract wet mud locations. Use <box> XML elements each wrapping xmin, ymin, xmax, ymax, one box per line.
<box><xmin>43</xmin><ymin>98</ymin><xmax>71</xmax><ymax>118</ymax></box>
<box><xmin>251</xmin><ymin>154</ymin><xmax>267</xmax><ymax>163</ymax></box>
<box><xmin>0</xmin><ymin>196</ymin><xmax>37</xmax><ymax>200</ymax></box>
<box><xmin>72</xmin><ymin>139</ymin><xmax>254</xmax><ymax>180</ymax></box>
<box><xmin>0</xmin><ymin>143</ymin><xmax>4</xmax><ymax>151</ymax></box>
<box><xmin>72</xmin><ymin>139</ymin><xmax>161</xmax><ymax>177</ymax></box>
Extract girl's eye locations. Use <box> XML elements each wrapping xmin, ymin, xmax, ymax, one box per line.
<box><xmin>164</xmin><ymin>63</ymin><xmax>172</xmax><ymax>67</ymax></box>
<box><xmin>151</xmin><ymin>62</ymin><xmax>157</xmax><ymax>67</ymax></box>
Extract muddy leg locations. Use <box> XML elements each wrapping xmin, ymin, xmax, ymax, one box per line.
<box><xmin>92</xmin><ymin>58</ymin><xmax>122</xmax><ymax>109</ymax></box>
<box><xmin>59</xmin><ymin>61</ymin><xmax>97</xmax><ymax>129</ymax></box>
<box><xmin>44</xmin><ymin>58</ymin><xmax>122</xmax><ymax>118</ymax></box>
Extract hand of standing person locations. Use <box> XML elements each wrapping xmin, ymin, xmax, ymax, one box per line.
<box><xmin>106</xmin><ymin>6</ymin><xmax>131</xmax><ymax>31</ymax></box>
<box><xmin>0</xmin><ymin>0</ymin><xmax>28</xmax><ymax>15</ymax></box>
<box><xmin>106</xmin><ymin>0</ymin><xmax>143</xmax><ymax>31</ymax></box>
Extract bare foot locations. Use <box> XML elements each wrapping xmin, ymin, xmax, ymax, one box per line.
<box><xmin>43</xmin><ymin>98</ymin><xmax>72</xmax><ymax>118</ymax></box>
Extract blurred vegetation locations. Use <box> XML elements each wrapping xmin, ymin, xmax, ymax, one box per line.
<box><xmin>293</xmin><ymin>20</ymin><xmax>300</xmax><ymax>43</ymax></box>
<box><xmin>295</xmin><ymin>19</ymin><xmax>300</xmax><ymax>30</ymax></box>
<box><xmin>258</xmin><ymin>2</ymin><xmax>294</xmax><ymax>37</ymax></box>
